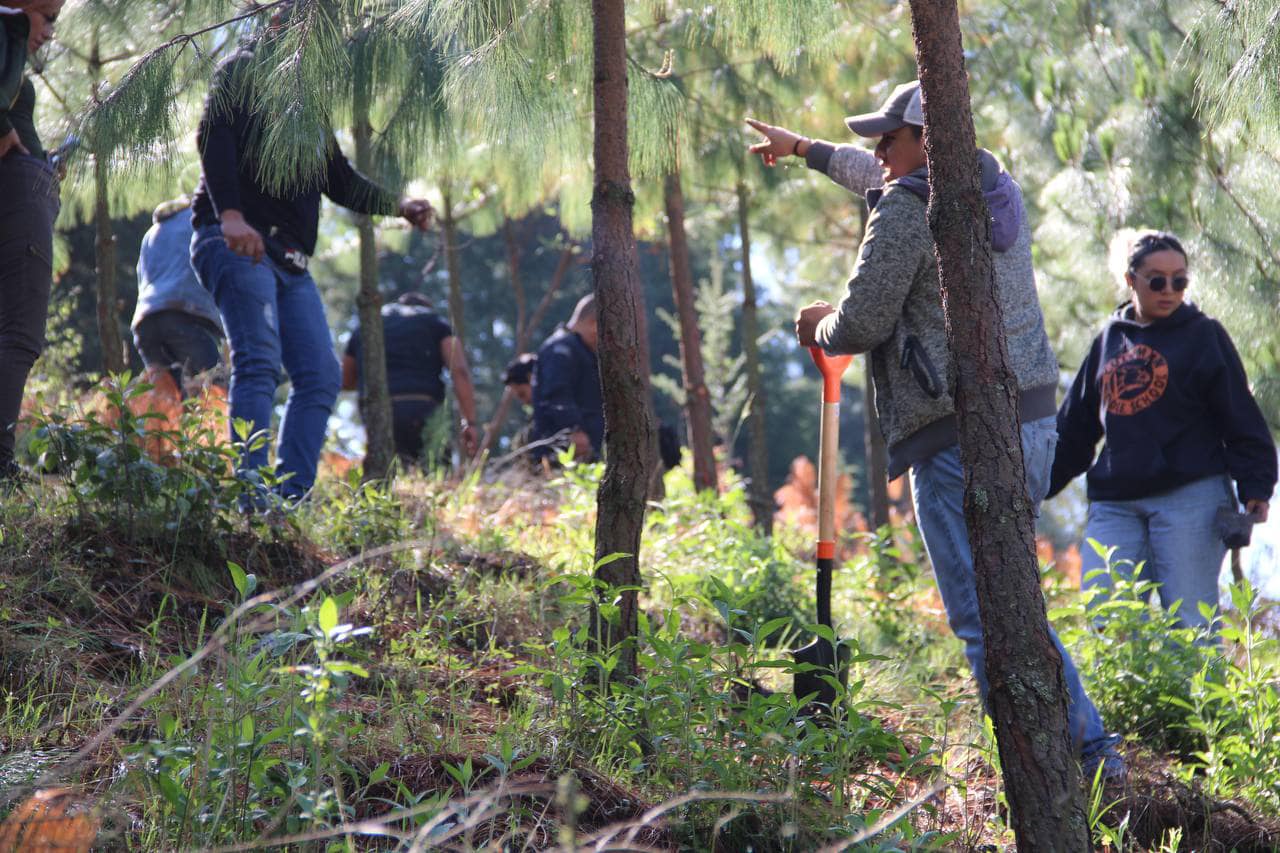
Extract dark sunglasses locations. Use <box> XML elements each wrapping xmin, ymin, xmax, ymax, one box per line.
<box><xmin>1131</xmin><ymin>270</ymin><xmax>1189</xmax><ymax>292</ymax></box>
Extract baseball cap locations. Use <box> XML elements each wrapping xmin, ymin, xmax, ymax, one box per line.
<box><xmin>844</xmin><ymin>80</ymin><xmax>924</xmax><ymax>137</ymax></box>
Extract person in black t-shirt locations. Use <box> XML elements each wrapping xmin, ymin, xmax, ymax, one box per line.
<box><xmin>343</xmin><ymin>293</ymin><xmax>478</xmax><ymax>465</ymax></box>
<box><xmin>502</xmin><ymin>353</ymin><xmax>536</xmax><ymax>408</ymax></box>
<box><xmin>502</xmin><ymin>353</ymin><xmax>537</xmax><ymax>454</ymax></box>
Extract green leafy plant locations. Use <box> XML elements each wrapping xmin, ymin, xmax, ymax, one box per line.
<box><xmin>1052</xmin><ymin>544</ymin><xmax>1216</xmax><ymax>754</ymax></box>
<box><xmin>126</xmin><ymin>577</ymin><xmax>374</xmax><ymax>848</ymax></box>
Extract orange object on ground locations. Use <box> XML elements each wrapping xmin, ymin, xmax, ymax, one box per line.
<box><xmin>0</xmin><ymin>788</ymin><xmax>99</xmax><ymax>852</ymax></box>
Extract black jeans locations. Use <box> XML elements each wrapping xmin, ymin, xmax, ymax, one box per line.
<box><xmin>391</xmin><ymin>398</ymin><xmax>439</xmax><ymax>464</ymax></box>
<box><xmin>0</xmin><ymin>154</ymin><xmax>59</xmax><ymax>466</ymax></box>
<box><xmin>133</xmin><ymin>310</ymin><xmax>224</xmax><ymax>394</ymax></box>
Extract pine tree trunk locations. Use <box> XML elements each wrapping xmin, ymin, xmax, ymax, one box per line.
<box><xmin>90</xmin><ymin>37</ymin><xmax>123</xmax><ymax>377</ymax></box>
<box><xmin>863</xmin><ymin>359</ymin><xmax>890</xmax><ymax>529</ymax></box>
<box><xmin>591</xmin><ymin>0</ymin><xmax>655</xmax><ymax>679</ymax></box>
<box><xmin>736</xmin><ymin>182</ymin><xmax>772</xmax><ymax>534</ymax></box>
<box><xmin>505</xmin><ymin>218</ymin><xmax>527</xmax><ymax>343</ymax></box>
<box><xmin>352</xmin><ymin>73</ymin><xmax>395</xmax><ymax>483</ymax></box>
<box><xmin>907</xmin><ymin>0</ymin><xmax>1088</xmax><ymax>845</ymax></box>
<box><xmin>663</xmin><ymin>170</ymin><xmax>717</xmax><ymax>492</ymax></box>
<box><xmin>93</xmin><ymin>149</ymin><xmax>123</xmax><ymax>376</ymax></box>
<box><xmin>857</xmin><ymin>204</ymin><xmax>890</xmax><ymax>530</ymax></box>
<box><xmin>441</xmin><ymin>188</ymin><xmax>465</xmax><ymax>342</ymax></box>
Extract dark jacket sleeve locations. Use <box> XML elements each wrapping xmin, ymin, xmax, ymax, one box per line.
<box><xmin>0</xmin><ymin>13</ymin><xmax>29</xmax><ymax>138</ymax></box>
<box><xmin>196</xmin><ymin>55</ymin><xmax>248</xmax><ymax>217</ymax></box>
<box><xmin>1048</xmin><ymin>338</ymin><xmax>1105</xmax><ymax>499</ymax></box>
<box><xmin>533</xmin><ymin>340</ymin><xmax>585</xmax><ymax>439</ymax></box>
<box><xmin>322</xmin><ymin>135</ymin><xmax>399</xmax><ymax>216</ymax></box>
<box><xmin>1206</xmin><ymin>321</ymin><xmax>1278</xmax><ymax>503</ymax></box>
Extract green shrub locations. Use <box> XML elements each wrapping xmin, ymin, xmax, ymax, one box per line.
<box><xmin>26</xmin><ymin>374</ymin><xmax>257</xmax><ymax>542</ymax></box>
<box><xmin>126</xmin><ymin>578</ymin><xmax>375</xmax><ymax>848</ymax></box>
<box><xmin>1175</xmin><ymin>580</ymin><xmax>1280</xmax><ymax>814</ymax></box>
<box><xmin>308</xmin><ymin>469</ymin><xmax>412</xmax><ymax>556</ymax></box>
<box><xmin>1053</xmin><ymin>562</ymin><xmax>1215</xmax><ymax>755</ymax></box>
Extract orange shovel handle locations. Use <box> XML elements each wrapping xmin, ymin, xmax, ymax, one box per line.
<box><xmin>808</xmin><ymin>347</ymin><xmax>853</xmax><ymax>404</ymax></box>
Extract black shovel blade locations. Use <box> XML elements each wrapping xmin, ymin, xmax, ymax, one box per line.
<box><xmin>793</xmin><ymin>636</ymin><xmax>850</xmax><ymax>709</ymax></box>
<box><xmin>794</xmin><ymin>556</ymin><xmax>848</xmax><ymax>708</ymax></box>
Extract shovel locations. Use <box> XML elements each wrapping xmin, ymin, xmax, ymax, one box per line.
<box><xmin>793</xmin><ymin>346</ymin><xmax>853</xmax><ymax>709</ymax></box>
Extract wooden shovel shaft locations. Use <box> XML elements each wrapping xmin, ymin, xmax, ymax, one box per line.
<box><xmin>808</xmin><ymin>347</ymin><xmax>851</xmax><ymax>630</ymax></box>
<box><xmin>808</xmin><ymin>346</ymin><xmax>850</xmax><ymax>562</ymax></box>
<box><xmin>817</xmin><ymin>400</ymin><xmax>840</xmax><ymax>559</ymax></box>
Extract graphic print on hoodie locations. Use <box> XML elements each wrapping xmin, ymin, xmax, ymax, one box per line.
<box><xmin>1100</xmin><ymin>343</ymin><xmax>1169</xmax><ymax>416</ymax></box>
<box><xmin>1048</xmin><ymin>302</ymin><xmax>1277</xmax><ymax>504</ymax></box>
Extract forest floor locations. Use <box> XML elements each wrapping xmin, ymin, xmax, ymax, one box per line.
<box><xmin>2</xmin><ymin>412</ymin><xmax>1280</xmax><ymax>851</ymax></box>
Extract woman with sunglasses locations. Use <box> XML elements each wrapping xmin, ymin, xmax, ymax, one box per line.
<box><xmin>1047</xmin><ymin>230</ymin><xmax>1277</xmax><ymax>629</ymax></box>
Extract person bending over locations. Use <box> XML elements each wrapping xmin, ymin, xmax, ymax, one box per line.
<box><xmin>342</xmin><ymin>292</ymin><xmax>478</xmax><ymax>466</ymax></box>
<box><xmin>531</xmin><ymin>295</ymin><xmax>602</xmax><ymax>464</ymax></box>
<box><xmin>132</xmin><ymin>197</ymin><xmax>225</xmax><ymax>395</ymax></box>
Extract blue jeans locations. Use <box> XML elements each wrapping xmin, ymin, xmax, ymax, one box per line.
<box><xmin>909</xmin><ymin>416</ymin><xmax>1118</xmax><ymax>764</ymax></box>
<box><xmin>1080</xmin><ymin>475</ymin><xmax>1234</xmax><ymax>629</ymax></box>
<box><xmin>191</xmin><ymin>225</ymin><xmax>338</xmax><ymax>499</ymax></box>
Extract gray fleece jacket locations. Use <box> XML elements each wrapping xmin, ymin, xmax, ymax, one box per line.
<box><xmin>806</xmin><ymin>142</ymin><xmax>1058</xmax><ymax>477</ymax></box>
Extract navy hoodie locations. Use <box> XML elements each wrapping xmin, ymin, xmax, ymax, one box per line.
<box><xmin>531</xmin><ymin>327</ymin><xmax>603</xmax><ymax>460</ymax></box>
<box><xmin>1048</xmin><ymin>302</ymin><xmax>1277</xmax><ymax>503</ymax></box>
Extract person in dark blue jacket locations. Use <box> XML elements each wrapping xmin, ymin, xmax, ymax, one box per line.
<box><xmin>1049</xmin><ymin>231</ymin><xmax>1277</xmax><ymax>629</ymax></box>
<box><xmin>531</xmin><ymin>294</ymin><xmax>603</xmax><ymax>463</ymax></box>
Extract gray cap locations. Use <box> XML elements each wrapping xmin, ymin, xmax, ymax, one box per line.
<box><xmin>844</xmin><ymin>80</ymin><xmax>924</xmax><ymax>137</ymax></box>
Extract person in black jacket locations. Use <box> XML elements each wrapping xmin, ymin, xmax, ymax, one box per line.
<box><xmin>0</xmin><ymin>0</ymin><xmax>61</xmax><ymax>483</ymax></box>
<box><xmin>1049</xmin><ymin>230</ymin><xmax>1277</xmax><ymax>629</ymax></box>
<box><xmin>188</xmin><ymin>16</ymin><xmax>433</xmax><ymax>503</ymax></box>
<box><xmin>531</xmin><ymin>295</ymin><xmax>603</xmax><ymax>463</ymax></box>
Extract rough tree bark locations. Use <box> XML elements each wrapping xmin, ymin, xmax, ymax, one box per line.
<box><xmin>863</xmin><ymin>360</ymin><xmax>890</xmax><ymax>529</ymax></box>
<box><xmin>906</xmin><ymin>0</ymin><xmax>1088</xmax><ymax>846</ymax></box>
<box><xmin>858</xmin><ymin>205</ymin><xmax>890</xmax><ymax>530</ymax></box>
<box><xmin>91</xmin><ymin>37</ymin><xmax>124</xmax><ymax>376</ymax></box>
<box><xmin>664</xmin><ymin>170</ymin><xmax>717</xmax><ymax>492</ymax></box>
<box><xmin>736</xmin><ymin>182</ymin><xmax>772</xmax><ymax>534</ymax></box>
<box><xmin>441</xmin><ymin>187</ymin><xmax>465</xmax><ymax>342</ymax></box>
<box><xmin>590</xmin><ymin>0</ymin><xmax>656</xmax><ymax>679</ymax></box>
<box><xmin>93</xmin><ymin>152</ymin><xmax>123</xmax><ymax>376</ymax></box>
<box><xmin>351</xmin><ymin>68</ymin><xmax>395</xmax><ymax>483</ymax></box>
